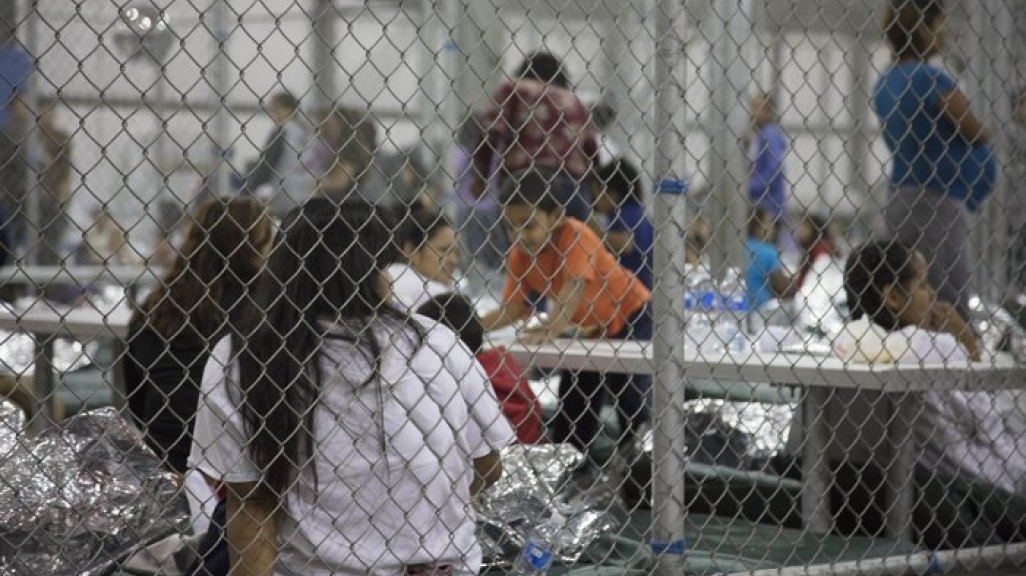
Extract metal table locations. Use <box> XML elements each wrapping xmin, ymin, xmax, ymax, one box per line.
<box><xmin>507</xmin><ymin>339</ymin><xmax>1026</xmax><ymax>540</ymax></box>
<box><xmin>0</xmin><ymin>304</ymin><xmax>131</xmax><ymax>430</ymax></box>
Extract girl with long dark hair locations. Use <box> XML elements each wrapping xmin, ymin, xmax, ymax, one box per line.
<box><xmin>124</xmin><ymin>197</ymin><xmax>272</xmax><ymax>474</ymax></box>
<box><xmin>190</xmin><ymin>199</ymin><xmax>511</xmax><ymax>576</ymax></box>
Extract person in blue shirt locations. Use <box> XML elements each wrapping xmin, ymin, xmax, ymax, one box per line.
<box><xmin>872</xmin><ymin>0</ymin><xmax>995</xmax><ymax>319</ymax></box>
<box><xmin>592</xmin><ymin>158</ymin><xmax>653</xmax><ymax>290</ymax></box>
<box><xmin>748</xmin><ymin>93</ymin><xmax>789</xmax><ymax>223</ymax></box>
<box><xmin>745</xmin><ymin>207</ymin><xmax>796</xmax><ymax>310</ymax></box>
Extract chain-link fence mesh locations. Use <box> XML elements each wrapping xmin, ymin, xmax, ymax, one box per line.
<box><xmin>1</xmin><ymin>0</ymin><xmax>1026</xmax><ymax>575</ymax></box>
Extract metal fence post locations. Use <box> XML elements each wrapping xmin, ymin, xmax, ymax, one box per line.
<box><xmin>651</xmin><ymin>177</ymin><xmax>689</xmax><ymax>575</ymax></box>
<box><xmin>652</xmin><ymin>1</ymin><xmax>688</xmax><ymax>573</ymax></box>
<box><xmin>208</xmin><ymin>0</ymin><xmax>231</xmax><ymax>197</ymax></box>
<box><xmin>708</xmin><ymin>0</ymin><xmax>753</xmax><ymax>275</ymax></box>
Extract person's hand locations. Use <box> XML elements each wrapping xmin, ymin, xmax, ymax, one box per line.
<box><xmin>925</xmin><ymin>301</ymin><xmax>965</xmax><ymax>334</ymax></box>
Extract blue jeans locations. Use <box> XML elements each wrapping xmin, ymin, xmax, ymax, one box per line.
<box><xmin>551</xmin><ymin>304</ymin><xmax>653</xmax><ymax>455</ymax></box>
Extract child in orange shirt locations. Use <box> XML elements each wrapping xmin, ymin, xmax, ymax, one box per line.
<box><xmin>481</xmin><ymin>168</ymin><xmax>652</xmax><ymax>463</ymax></box>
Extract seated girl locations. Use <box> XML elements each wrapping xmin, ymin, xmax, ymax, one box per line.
<box><xmin>387</xmin><ymin>207</ymin><xmax>460</xmax><ymax>312</ymax></box>
<box><xmin>417</xmin><ymin>293</ymin><xmax>544</xmax><ymax>444</ymax></box>
<box><xmin>808</xmin><ymin>240</ymin><xmax>1025</xmax><ymax>547</ymax></box>
<box><xmin>190</xmin><ymin>199</ymin><xmax>512</xmax><ymax>575</ymax></box>
<box><xmin>124</xmin><ymin>198</ymin><xmax>271</xmax><ymax>541</ymax></box>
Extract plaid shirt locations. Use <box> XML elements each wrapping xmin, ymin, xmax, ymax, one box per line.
<box><xmin>474</xmin><ymin>79</ymin><xmax>598</xmax><ymax>182</ymax></box>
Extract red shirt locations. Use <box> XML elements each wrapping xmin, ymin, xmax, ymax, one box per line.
<box><xmin>475</xmin><ymin>79</ymin><xmax>598</xmax><ymax>181</ymax></box>
<box><xmin>475</xmin><ymin>347</ymin><xmax>543</xmax><ymax>444</ymax></box>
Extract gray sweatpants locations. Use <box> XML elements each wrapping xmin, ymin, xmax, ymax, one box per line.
<box><xmin>882</xmin><ymin>187</ymin><xmax>973</xmax><ymax>319</ymax></box>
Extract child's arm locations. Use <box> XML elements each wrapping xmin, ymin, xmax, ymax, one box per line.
<box><xmin>225</xmin><ymin>481</ymin><xmax>278</xmax><ymax>576</ymax></box>
<box><xmin>480</xmin><ymin>300</ymin><xmax>529</xmax><ymax>332</ymax></box>
<box><xmin>520</xmin><ymin>277</ymin><xmax>586</xmax><ymax>344</ymax></box>
<box><xmin>928</xmin><ymin>301</ymin><xmax>981</xmax><ymax>361</ymax></box>
<box><xmin>938</xmin><ymin>87</ymin><xmax>989</xmax><ymax>144</ymax></box>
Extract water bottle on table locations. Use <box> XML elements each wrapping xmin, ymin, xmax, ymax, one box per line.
<box><xmin>512</xmin><ymin>511</ymin><xmax>565</xmax><ymax>575</ymax></box>
<box><xmin>685</xmin><ymin>274</ymin><xmax>720</xmax><ymax>356</ymax></box>
<box><xmin>717</xmin><ymin>295</ymin><xmax>751</xmax><ymax>355</ymax></box>
<box><xmin>717</xmin><ymin>269</ymin><xmax>751</xmax><ymax>354</ymax></box>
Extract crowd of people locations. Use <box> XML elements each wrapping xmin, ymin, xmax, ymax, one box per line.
<box><xmin>5</xmin><ymin>0</ymin><xmax>1026</xmax><ymax>572</ymax></box>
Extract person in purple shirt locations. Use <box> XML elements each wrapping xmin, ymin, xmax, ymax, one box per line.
<box><xmin>748</xmin><ymin>93</ymin><xmax>789</xmax><ymax>222</ymax></box>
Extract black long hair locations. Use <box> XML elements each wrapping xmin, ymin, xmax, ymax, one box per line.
<box><xmin>417</xmin><ymin>293</ymin><xmax>484</xmax><ymax>353</ymax></box>
<box><xmin>844</xmin><ymin>240</ymin><xmax>916</xmax><ymax>331</ymax></box>
<box><xmin>595</xmin><ymin>159</ymin><xmax>643</xmax><ymax>205</ymax></box>
<box><xmin>236</xmin><ymin>198</ymin><xmax>413</xmax><ymax>496</ymax></box>
<box><xmin>396</xmin><ymin>207</ymin><xmax>453</xmax><ymax>253</ymax></box>
<box><xmin>131</xmin><ymin>197</ymin><xmax>272</xmax><ymax>346</ymax></box>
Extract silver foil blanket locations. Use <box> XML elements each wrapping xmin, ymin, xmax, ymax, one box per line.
<box><xmin>968</xmin><ymin>296</ymin><xmax>1026</xmax><ymax>362</ymax></box>
<box><xmin>682</xmin><ymin>399</ymin><xmax>795</xmax><ymax>467</ymax></box>
<box><xmin>0</xmin><ymin>406</ymin><xmax>189</xmax><ymax>576</ymax></box>
<box><xmin>477</xmin><ymin>443</ymin><xmax>617</xmax><ymax>565</ymax></box>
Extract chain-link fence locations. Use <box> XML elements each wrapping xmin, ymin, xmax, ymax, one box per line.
<box><xmin>1</xmin><ymin>0</ymin><xmax>1026</xmax><ymax>575</ymax></box>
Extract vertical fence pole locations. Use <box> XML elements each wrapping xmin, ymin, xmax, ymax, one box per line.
<box><xmin>19</xmin><ymin>0</ymin><xmax>41</xmax><ymax>265</ymax></box>
<box><xmin>963</xmin><ymin>2</ymin><xmax>1006</xmax><ymax>301</ymax></box>
<box><xmin>598</xmin><ymin>5</ymin><xmax>631</xmax><ymax>160</ymax></box>
<box><xmin>651</xmin><ymin>0</ymin><xmax>687</xmax><ymax>574</ymax></box>
<box><xmin>707</xmin><ymin>0</ymin><xmax>752</xmax><ymax>275</ymax></box>
<box><xmin>417</xmin><ymin>0</ymin><xmax>461</xmax><ymax>189</ymax></box>
<box><xmin>208</xmin><ymin>0</ymin><xmax>231</xmax><ymax>197</ymax></box>
<box><xmin>986</xmin><ymin>1</ymin><xmax>1016</xmax><ymax>301</ymax></box>
<box><xmin>311</xmin><ymin>0</ymin><xmax>338</xmax><ymax>113</ymax></box>
<box><xmin>847</xmin><ymin>41</ymin><xmax>874</xmax><ymax>231</ymax></box>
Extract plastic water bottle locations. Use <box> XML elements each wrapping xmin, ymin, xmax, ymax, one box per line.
<box><xmin>717</xmin><ymin>296</ymin><xmax>751</xmax><ymax>355</ymax></box>
<box><xmin>683</xmin><ymin>267</ymin><xmax>705</xmax><ymax>354</ymax></box>
<box><xmin>713</xmin><ymin>269</ymin><xmax>751</xmax><ymax>354</ymax></box>
<box><xmin>719</xmin><ymin>269</ymin><xmax>745</xmax><ymax>310</ymax></box>
<box><xmin>691</xmin><ymin>276</ymin><xmax>723</xmax><ymax>357</ymax></box>
<box><xmin>512</xmin><ymin>512</ymin><xmax>565</xmax><ymax>575</ymax></box>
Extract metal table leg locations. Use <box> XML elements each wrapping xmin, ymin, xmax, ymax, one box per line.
<box><xmin>886</xmin><ymin>394</ymin><xmax>916</xmax><ymax>541</ymax></box>
<box><xmin>109</xmin><ymin>337</ymin><xmax>128</xmax><ymax>413</ymax></box>
<box><xmin>801</xmin><ymin>387</ymin><xmax>833</xmax><ymax>534</ymax></box>
<box><xmin>28</xmin><ymin>334</ymin><xmax>56</xmax><ymax>433</ymax></box>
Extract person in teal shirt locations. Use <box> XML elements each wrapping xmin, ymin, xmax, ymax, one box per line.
<box><xmin>872</xmin><ymin>0</ymin><xmax>995</xmax><ymax>318</ymax></box>
<box><xmin>745</xmin><ymin>207</ymin><xmax>796</xmax><ymax>310</ymax></box>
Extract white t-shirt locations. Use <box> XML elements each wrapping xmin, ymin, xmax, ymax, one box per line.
<box><xmin>190</xmin><ymin>316</ymin><xmax>515</xmax><ymax>576</ymax></box>
<box><xmin>387</xmin><ymin>263</ymin><xmax>452</xmax><ymax>314</ymax></box>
